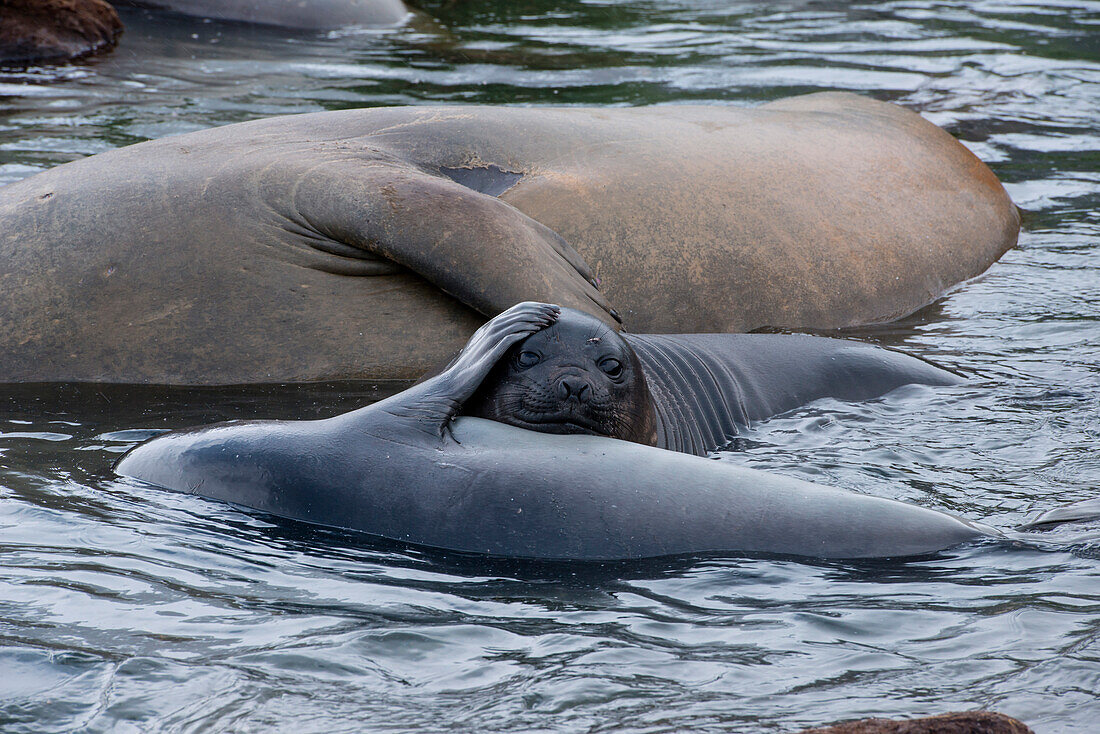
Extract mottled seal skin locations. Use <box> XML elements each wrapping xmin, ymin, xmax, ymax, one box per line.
<box><xmin>0</xmin><ymin>94</ymin><xmax>1018</xmax><ymax>384</ymax></box>
<box><xmin>468</xmin><ymin>308</ymin><xmax>962</xmax><ymax>456</ymax></box>
<box><xmin>0</xmin><ymin>0</ymin><xmax>123</xmax><ymax>65</ymax></box>
<box><xmin>117</xmin><ymin>0</ymin><xmax>408</xmax><ymax>28</ymax></box>
<box><xmin>116</xmin><ymin>303</ymin><xmax>994</xmax><ymax>562</ymax></box>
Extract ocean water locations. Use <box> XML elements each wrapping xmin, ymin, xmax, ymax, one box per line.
<box><xmin>1</xmin><ymin>1</ymin><xmax>1098</xmax><ymax>731</ymax></box>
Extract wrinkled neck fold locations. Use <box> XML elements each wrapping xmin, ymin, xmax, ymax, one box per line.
<box><xmin>622</xmin><ymin>334</ymin><xmax>750</xmax><ymax>456</ymax></box>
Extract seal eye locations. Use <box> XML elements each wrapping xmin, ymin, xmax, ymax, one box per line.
<box><xmin>516</xmin><ymin>350</ymin><xmax>541</xmax><ymax>369</ymax></box>
<box><xmin>599</xmin><ymin>358</ymin><xmax>623</xmax><ymax>378</ymax></box>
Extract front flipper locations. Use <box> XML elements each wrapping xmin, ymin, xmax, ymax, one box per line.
<box><xmin>283</xmin><ymin>157</ymin><xmax>619</xmax><ymax>326</ymax></box>
<box><xmin>371</xmin><ymin>302</ymin><xmax>560</xmax><ymax>438</ymax></box>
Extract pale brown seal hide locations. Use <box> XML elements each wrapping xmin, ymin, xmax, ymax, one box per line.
<box><xmin>0</xmin><ymin>95</ymin><xmax>1018</xmax><ymax>384</ymax></box>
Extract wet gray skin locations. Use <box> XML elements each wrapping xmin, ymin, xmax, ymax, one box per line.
<box><xmin>468</xmin><ymin>308</ymin><xmax>964</xmax><ymax>456</ymax></box>
<box><xmin>118</xmin><ymin>303</ymin><xmax>1007</xmax><ymax>562</ymax></box>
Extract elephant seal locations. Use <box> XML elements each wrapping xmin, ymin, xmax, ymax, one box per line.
<box><xmin>466</xmin><ymin>308</ymin><xmax>961</xmax><ymax>456</ymax></box>
<box><xmin>116</xmin><ymin>303</ymin><xmax>996</xmax><ymax>561</ymax></box>
<box><xmin>0</xmin><ymin>0</ymin><xmax>122</xmax><ymax>65</ymax></box>
<box><xmin>0</xmin><ymin>94</ymin><xmax>1018</xmax><ymax>384</ymax></box>
<box><xmin>117</xmin><ymin>0</ymin><xmax>408</xmax><ymax>29</ymax></box>
<box><xmin>115</xmin><ymin>303</ymin><xmax>1100</xmax><ymax>560</ymax></box>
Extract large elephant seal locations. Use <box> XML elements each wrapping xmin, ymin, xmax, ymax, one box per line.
<box><xmin>117</xmin><ymin>0</ymin><xmax>408</xmax><ymax>28</ymax></box>
<box><xmin>0</xmin><ymin>94</ymin><xmax>1018</xmax><ymax>384</ymax></box>
<box><xmin>467</xmin><ymin>308</ymin><xmax>960</xmax><ymax>456</ymax></box>
<box><xmin>116</xmin><ymin>303</ymin><xmax>996</xmax><ymax>561</ymax></box>
<box><xmin>0</xmin><ymin>0</ymin><xmax>123</xmax><ymax>65</ymax></box>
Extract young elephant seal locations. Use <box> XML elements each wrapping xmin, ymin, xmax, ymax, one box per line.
<box><xmin>117</xmin><ymin>303</ymin><xmax>1013</xmax><ymax>561</ymax></box>
<box><xmin>467</xmin><ymin>308</ymin><xmax>962</xmax><ymax>455</ymax></box>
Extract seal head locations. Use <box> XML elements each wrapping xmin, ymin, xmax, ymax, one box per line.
<box><xmin>469</xmin><ymin>309</ymin><xmax>658</xmax><ymax>445</ymax></box>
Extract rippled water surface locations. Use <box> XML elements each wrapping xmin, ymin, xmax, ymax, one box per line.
<box><xmin>1</xmin><ymin>1</ymin><xmax>1099</xmax><ymax>731</ymax></box>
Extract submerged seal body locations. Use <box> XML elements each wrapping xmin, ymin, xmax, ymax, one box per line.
<box><xmin>116</xmin><ymin>303</ymin><xmax>993</xmax><ymax>561</ymax></box>
<box><xmin>468</xmin><ymin>308</ymin><xmax>961</xmax><ymax>456</ymax></box>
<box><xmin>0</xmin><ymin>94</ymin><xmax>1018</xmax><ymax>384</ymax></box>
<box><xmin>118</xmin><ymin>0</ymin><xmax>408</xmax><ymax>28</ymax></box>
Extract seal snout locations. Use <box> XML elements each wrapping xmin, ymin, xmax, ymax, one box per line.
<box><xmin>466</xmin><ymin>306</ymin><xmax>657</xmax><ymax>446</ymax></box>
<box><xmin>557</xmin><ymin>374</ymin><xmax>592</xmax><ymax>402</ymax></box>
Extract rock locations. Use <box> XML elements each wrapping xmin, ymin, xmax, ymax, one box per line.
<box><xmin>797</xmin><ymin>711</ymin><xmax>1034</xmax><ymax>734</ymax></box>
<box><xmin>0</xmin><ymin>0</ymin><xmax>123</xmax><ymax>65</ymax></box>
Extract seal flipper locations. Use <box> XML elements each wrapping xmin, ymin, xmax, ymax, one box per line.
<box><xmin>368</xmin><ymin>302</ymin><xmax>560</xmax><ymax>439</ymax></box>
<box><xmin>285</xmin><ymin>158</ymin><xmax>618</xmax><ymax>327</ymax></box>
<box><xmin>1017</xmin><ymin>499</ymin><xmax>1100</xmax><ymax>531</ymax></box>
<box><xmin>439</xmin><ymin>165</ymin><xmax>524</xmax><ymax>198</ymax></box>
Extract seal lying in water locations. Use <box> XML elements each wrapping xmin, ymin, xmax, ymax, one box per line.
<box><xmin>117</xmin><ymin>0</ymin><xmax>408</xmax><ymax>28</ymax></box>
<box><xmin>463</xmin><ymin>308</ymin><xmax>961</xmax><ymax>455</ymax></box>
<box><xmin>0</xmin><ymin>94</ymin><xmax>1018</xmax><ymax>384</ymax></box>
<box><xmin>123</xmin><ymin>302</ymin><xmax>1090</xmax><ymax>561</ymax></box>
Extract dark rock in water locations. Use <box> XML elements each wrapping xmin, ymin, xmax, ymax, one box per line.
<box><xmin>798</xmin><ymin>711</ymin><xmax>1034</xmax><ymax>734</ymax></box>
<box><xmin>0</xmin><ymin>0</ymin><xmax>123</xmax><ymax>65</ymax></box>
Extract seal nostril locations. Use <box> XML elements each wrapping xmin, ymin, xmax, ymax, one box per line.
<box><xmin>558</xmin><ymin>377</ymin><xmax>591</xmax><ymax>401</ymax></box>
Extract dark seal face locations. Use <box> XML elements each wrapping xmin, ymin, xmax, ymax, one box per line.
<box><xmin>468</xmin><ymin>308</ymin><xmax>658</xmax><ymax>446</ymax></box>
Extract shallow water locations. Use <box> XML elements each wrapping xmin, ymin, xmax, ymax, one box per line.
<box><xmin>1</xmin><ymin>1</ymin><xmax>1099</xmax><ymax>731</ymax></box>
